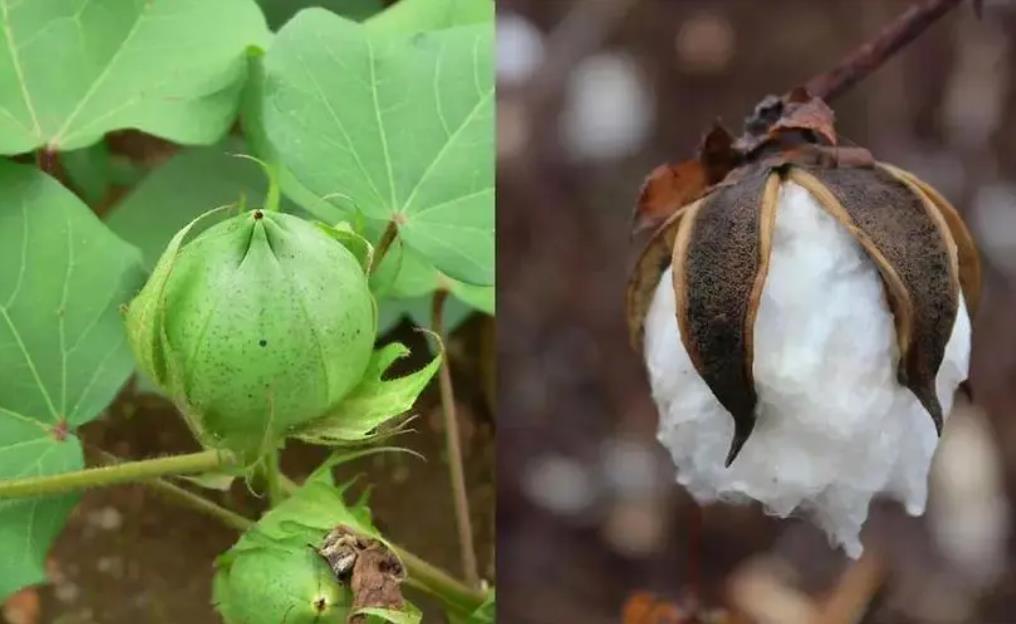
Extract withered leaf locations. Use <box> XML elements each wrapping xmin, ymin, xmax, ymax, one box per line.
<box><xmin>632</xmin><ymin>161</ymin><xmax>708</xmax><ymax>236</ymax></box>
<box><xmin>770</xmin><ymin>96</ymin><xmax>837</xmax><ymax>146</ymax></box>
<box><xmin>673</xmin><ymin>167</ymin><xmax>781</xmax><ymax>466</ymax></box>
<box><xmin>318</xmin><ymin>525</ymin><xmax>406</xmax><ymax>624</ymax></box>
<box><xmin>788</xmin><ymin>166</ymin><xmax>960</xmax><ymax>434</ymax></box>
<box><xmin>627</xmin><ymin>202</ymin><xmax>696</xmax><ymax>350</ymax></box>
<box><xmin>631</xmin><ymin>126</ymin><xmax>738</xmax><ymax>236</ymax></box>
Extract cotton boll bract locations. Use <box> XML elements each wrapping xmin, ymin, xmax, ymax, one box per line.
<box><xmin>644</xmin><ymin>181</ymin><xmax>972</xmax><ymax>557</ymax></box>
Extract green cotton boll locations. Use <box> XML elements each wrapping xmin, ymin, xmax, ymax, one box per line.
<box><xmin>214</xmin><ymin>544</ymin><xmax>350</xmax><ymax>623</ymax></box>
<box><xmin>125</xmin><ymin>209</ymin><xmax>375</xmax><ymax>462</ymax></box>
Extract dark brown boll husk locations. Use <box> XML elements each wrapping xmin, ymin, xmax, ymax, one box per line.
<box><xmin>629</xmin><ymin>156</ymin><xmax>979</xmax><ymax>466</ymax></box>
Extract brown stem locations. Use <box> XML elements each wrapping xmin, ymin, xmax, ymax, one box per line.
<box><xmin>805</xmin><ymin>0</ymin><xmax>966</xmax><ymax>102</ymax></box>
<box><xmin>432</xmin><ymin>289</ymin><xmax>481</xmax><ymax>588</ymax></box>
<box><xmin>370</xmin><ymin>220</ymin><xmax>399</xmax><ymax>275</ymax></box>
<box><xmin>35</xmin><ymin>148</ymin><xmax>64</xmax><ymax>182</ymax></box>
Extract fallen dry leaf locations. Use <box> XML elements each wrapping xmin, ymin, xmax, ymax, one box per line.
<box><xmin>2</xmin><ymin>588</ymin><xmax>40</xmax><ymax>624</ymax></box>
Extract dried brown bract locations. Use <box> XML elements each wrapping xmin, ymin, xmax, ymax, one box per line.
<box><xmin>319</xmin><ymin>525</ymin><xmax>407</xmax><ymax>623</ymax></box>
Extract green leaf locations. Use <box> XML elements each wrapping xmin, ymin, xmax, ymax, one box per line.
<box><xmin>0</xmin><ymin>0</ymin><xmax>270</xmax><ymax>154</ymax></box>
<box><xmin>60</xmin><ymin>140</ymin><xmax>111</xmax><ymax>206</ymax></box>
<box><xmin>448</xmin><ymin>591</ymin><xmax>495</xmax><ymax>623</ymax></box>
<box><xmin>377</xmin><ymin>294</ymin><xmax>473</xmax><ymax>336</ymax></box>
<box><xmin>105</xmin><ymin>142</ymin><xmax>295</xmax><ymax>270</ymax></box>
<box><xmin>241</xmin><ymin>54</ymin><xmax>347</xmax><ymax>222</ymax></box>
<box><xmin>358</xmin><ymin>603</ymin><xmax>423</xmax><ymax>624</ymax></box>
<box><xmin>366</xmin><ymin>0</ymin><xmax>493</xmax><ymax>34</ymax></box>
<box><xmin>0</xmin><ymin>160</ymin><xmax>144</xmax><ymax>600</ymax></box>
<box><xmin>449</xmin><ymin>280</ymin><xmax>494</xmax><ymax>316</ymax></box>
<box><xmin>259</xmin><ymin>11</ymin><xmax>494</xmax><ymax>285</ymax></box>
<box><xmin>371</xmin><ymin>241</ymin><xmax>494</xmax><ymax>333</ymax></box>
<box><xmin>257</xmin><ymin>0</ymin><xmax>384</xmax><ymax>30</ymax></box>
<box><xmin>292</xmin><ymin>342</ymin><xmax>440</xmax><ymax>446</ymax></box>
<box><xmin>178</xmin><ymin>469</ymin><xmax>240</xmax><ymax>491</ymax></box>
<box><xmin>370</xmin><ymin>241</ymin><xmax>442</xmax><ymax>299</ymax></box>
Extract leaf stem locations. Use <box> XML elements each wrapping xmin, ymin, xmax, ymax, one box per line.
<box><xmin>0</xmin><ymin>449</ymin><xmax>235</xmax><ymax>499</ymax></box>
<box><xmin>431</xmin><ymin>289</ymin><xmax>481</xmax><ymax>589</ymax></box>
<box><xmin>264</xmin><ymin>449</ymin><xmax>283</xmax><ymax>507</ymax></box>
<box><xmin>369</xmin><ymin>220</ymin><xmax>399</xmax><ymax>275</ymax></box>
<box><xmin>89</xmin><ymin>450</ymin><xmax>254</xmax><ymax>532</ymax></box>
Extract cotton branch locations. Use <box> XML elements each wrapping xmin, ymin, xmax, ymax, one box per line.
<box><xmin>805</xmin><ymin>0</ymin><xmax>967</xmax><ymax>103</ymax></box>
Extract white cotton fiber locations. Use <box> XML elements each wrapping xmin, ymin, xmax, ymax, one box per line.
<box><xmin>645</xmin><ymin>181</ymin><xmax>971</xmax><ymax>558</ymax></box>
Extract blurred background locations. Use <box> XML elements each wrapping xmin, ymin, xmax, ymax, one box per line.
<box><xmin>497</xmin><ymin>1</ymin><xmax>1016</xmax><ymax>622</ymax></box>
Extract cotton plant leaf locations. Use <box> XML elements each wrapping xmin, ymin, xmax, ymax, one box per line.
<box><xmin>365</xmin><ymin>0</ymin><xmax>493</xmax><ymax>34</ymax></box>
<box><xmin>106</xmin><ymin>142</ymin><xmax>295</xmax><ymax>270</ymax></box>
<box><xmin>178</xmin><ymin>468</ymin><xmax>241</xmax><ymax>492</ymax></box>
<box><xmin>449</xmin><ymin>280</ymin><xmax>494</xmax><ymax>316</ymax></box>
<box><xmin>357</xmin><ymin>604</ymin><xmax>422</xmax><ymax>624</ymax></box>
<box><xmin>292</xmin><ymin>342</ymin><xmax>441</xmax><ymax>446</ymax></box>
<box><xmin>258</xmin><ymin>10</ymin><xmax>494</xmax><ymax>285</ymax></box>
<box><xmin>60</xmin><ymin>140</ymin><xmax>111</xmax><ymax>206</ymax></box>
<box><xmin>371</xmin><ymin>241</ymin><xmax>493</xmax><ymax>333</ymax></box>
<box><xmin>376</xmin><ymin>294</ymin><xmax>473</xmax><ymax>336</ymax></box>
<box><xmin>448</xmin><ymin>591</ymin><xmax>495</xmax><ymax>623</ymax></box>
<box><xmin>0</xmin><ymin>161</ymin><xmax>144</xmax><ymax>600</ymax></box>
<box><xmin>240</xmin><ymin>54</ymin><xmax>348</xmax><ymax>223</ymax></box>
<box><xmin>257</xmin><ymin>0</ymin><xmax>384</xmax><ymax>30</ymax></box>
<box><xmin>0</xmin><ymin>0</ymin><xmax>270</xmax><ymax>154</ymax></box>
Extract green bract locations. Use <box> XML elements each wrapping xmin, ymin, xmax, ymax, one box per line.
<box><xmin>125</xmin><ymin>209</ymin><xmax>375</xmax><ymax>462</ymax></box>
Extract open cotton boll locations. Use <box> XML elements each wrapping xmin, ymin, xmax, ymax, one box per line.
<box><xmin>645</xmin><ymin>181</ymin><xmax>972</xmax><ymax>558</ymax></box>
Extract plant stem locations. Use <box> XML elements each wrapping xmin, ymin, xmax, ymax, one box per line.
<box><xmin>805</xmin><ymin>0</ymin><xmax>965</xmax><ymax>102</ymax></box>
<box><xmin>89</xmin><ymin>451</ymin><xmax>255</xmax><ymax>532</ymax></box>
<box><xmin>432</xmin><ymin>289</ymin><xmax>481</xmax><ymax>589</ymax></box>
<box><xmin>148</xmin><ymin>477</ymin><xmax>254</xmax><ymax>532</ymax></box>
<box><xmin>369</xmin><ymin>220</ymin><xmax>399</xmax><ymax>275</ymax></box>
<box><xmin>394</xmin><ymin>546</ymin><xmax>485</xmax><ymax>613</ymax></box>
<box><xmin>277</xmin><ymin>473</ymin><xmax>485</xmax><ymax>611</ymax></box>
<box><xmin>0</xmin><ymin>449</ymin><xmax>235</xmax><ymax>499</ymax></box>
<box><xmin>264</xmin><ymin>450</ymin><xmax>283</xmax><ymax>507</ymax></box>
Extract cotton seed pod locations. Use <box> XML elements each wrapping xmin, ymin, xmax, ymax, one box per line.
<box><xmin>125</xmin><ymin>209</ymin><xmax>375</xmax><ymax>463</ymax></box>
<box><xmin>213</xmin><ymin>543</ymin><xmax>350</xmax><ymax>623</ymax></box>
<box><xmin>629</xmin><ymin>154</ymin><xmax>979</xmax><ymax>556</ymax></box>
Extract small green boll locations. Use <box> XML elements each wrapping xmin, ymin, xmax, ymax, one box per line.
<box><xmin>125</xmin><ymin>209</ymin><xmax>375</xmax><ymax>462</ymax></box>
<box><xmin>213</xmin><ymin>543</ymin><xmax>350</xmax><ymax>623</ymax></box>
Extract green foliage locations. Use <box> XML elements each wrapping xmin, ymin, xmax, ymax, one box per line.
<box><xmin>0</xmin><ymin>161</ymin><xmax>144</xmax><ymax>599</ymax></box>
<box><xmin>0</xmin><ymin>0</ymin><xmax>270</xmax><ymax>154</ymax></box>
<box><xmin>366</xmin><ymin>0</ymin><xmax>494</xmax><ymax>34</ymax></box>
<box><xmin>105</xmin><ymin>142</ymin><xmax>296</xmax><ymax>270</ymax></box>
<box><xmin>449</xmin><ymin>591</ymin><xmax>495</xmax><ymax>623</ymax></box>
<box><xmin>256</xmin><ymin>9</ymin><xmax>494</xmax><ymax>285</ymax></box>
<box><xmin>124</xmin><ymin>208</ymin><xmax>376</xmax><ymax>463</ymax></box>
<box><xmin>257</xmin><ymin>0</ymin><xmax>384</xmax><ymax>30</ymax></box>
<box><xmin>60</xmin><ymin>141</ymin><xmax>111</xmax><ymax>206</ymax></box>
<box><xmin>0</xmin><ymin>0</ymin><xmax>494</xmax><ymax>609</ymax></box>
<box><xmin>372</xmin><ymin>241</ymin><xmax>494</xmax><ymax>333</ymax></box>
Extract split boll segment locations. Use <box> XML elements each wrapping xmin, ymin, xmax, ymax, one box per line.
<box><xmin>629</xmin><ymin>143</ymin><xmax>980</xmax><ymax>556</ymax></box>
<box><xmin>125</xmin><ymin>208</ymin><xmax>376</xmax><ymax>463</ymax></box>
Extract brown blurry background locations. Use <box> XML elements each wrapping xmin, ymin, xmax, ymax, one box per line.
<box><xmin>497</xmin><ymin>1</ymin><xmax>1016</xmax><ymax>622</ymax></box>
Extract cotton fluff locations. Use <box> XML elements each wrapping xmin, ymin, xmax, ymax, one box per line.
<box><xmin>645</xmin><ymin>181</ymin><xmax>972</xmax><ymax>558</ymax></box>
